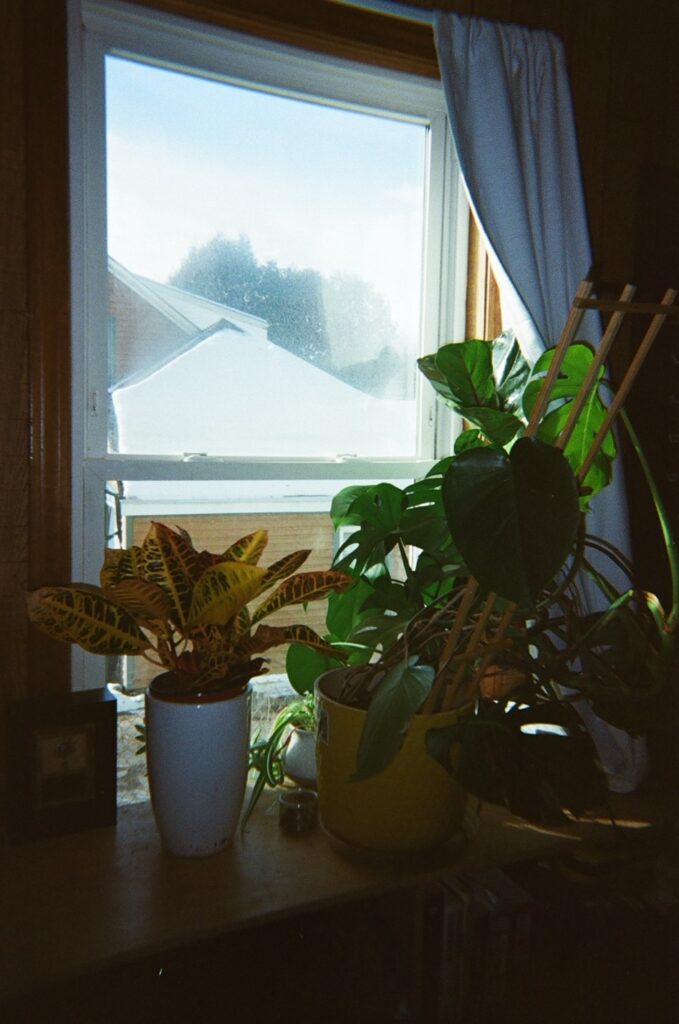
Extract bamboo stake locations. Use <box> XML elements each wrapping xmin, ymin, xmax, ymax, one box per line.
<box><xmin>556</xmin><ymin>283</ymin><xmax>637</xmax><ymax>452</ymax></box>
<box><xmin>441</xmin><ymin>590</ymin><xmax>497</xmax><ymax>711</ymax></box>
<box><xmin>525</xmin><ymin>279</ymin><xmax>594</xmax><ymax>436</ymax></box>
<box><xmin>578</xmin><ymin>287</ymin><xmax>678</xmax><ymax>482</ymax></box>
<box><xmin>422</xmin><ymin>577</ymin><xmax>478</xmax><ymax>713</ymax></box>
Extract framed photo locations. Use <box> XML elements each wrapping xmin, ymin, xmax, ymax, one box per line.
<box><xmin>6</xmin><ymin>687</ymin><xmax>117</xmax><ymax>842</ymax></box>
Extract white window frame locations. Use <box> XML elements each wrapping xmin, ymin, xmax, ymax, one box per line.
<box><xmin>68</xmin><ymin>0</ymin><xmax>468</xmax><ymax>688</ymax></box>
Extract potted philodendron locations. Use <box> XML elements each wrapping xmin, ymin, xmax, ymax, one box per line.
<box><xmin>288</xmin><ymin>290</ymin><xmax>679</xmax><ymax>854</ymax></box>
<box><xmin>27</xmin><ymin>522</ymin><xmax>350</xmax><ymax>856</ymax></box>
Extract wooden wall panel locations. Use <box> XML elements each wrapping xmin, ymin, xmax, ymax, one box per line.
<box><xmin>23</xmin><ymin>0</ymin><xmax>72</xmax><ymax>695</ymax></box>
<box><xmin>0</xmin><ymin>0</ymin><xmax>30</xmax><ymax>819</ymax></box>
<box><xmin>0</xmin><ymin>0</ymin><xmax>30</xmax><ymax>706</ymax></box>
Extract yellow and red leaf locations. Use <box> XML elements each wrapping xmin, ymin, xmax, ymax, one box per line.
<box><xmin>256</xmin><ymin>550</ymin><xmax>311</xmax><ymax>594</ymax></box>
<box><xmin>250</xmin><ymin>570</ymin><xmax>353</xmax><ymax>624</ymax></box>
<box><xmin>26</xmin><ymin>587</ymin><xmax>150</xmax><ymax>656</ymax></box>
<box><xmin>140</xmin><ymin>522</ymin><xmax>202</xmax><ymax>625</ymax></box>
<box><xmin>188</xmin><ymin>561</ymin><xmax>267</xmax><ymax>627</ymax></box>
<box><xmin>222</xmin><ymin>530</ymin><xmax>269</xmax><ymax>565</ymax></box>
<box><xmin>103</xmin><ymin>577</ymin><xmax>174</xmax><ymax>626</ymax></box>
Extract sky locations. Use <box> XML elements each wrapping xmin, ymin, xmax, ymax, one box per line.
<box><xmin>105</xmin><ymin>55</ymin><xmax>428</xmax><ymax>345</ymax></box>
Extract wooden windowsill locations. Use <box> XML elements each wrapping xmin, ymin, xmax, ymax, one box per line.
<box><xmin>1</xmin><ymin>789</ymin><xmax>659</xmax><ymax>1000</ymax></box>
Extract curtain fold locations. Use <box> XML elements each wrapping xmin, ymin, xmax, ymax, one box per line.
<box><xmin>433</xmin><ymin>10</ymin><xmax>648</xmax><ymax>793</ymax></box>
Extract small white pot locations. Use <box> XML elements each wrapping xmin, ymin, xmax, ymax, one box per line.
<box><xmin>145</xmin><ymin>679</ymin><xmax>251</xmax><ymax>857</ymax></box>
<box><xmin>282</xmin><ymin>727</ymin><xmax>317</xmax><ymax>788</ymax></box>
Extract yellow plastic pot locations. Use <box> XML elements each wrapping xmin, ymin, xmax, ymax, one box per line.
<box><xmin>315</xmin><ymin>669</ymin><xmax>470</xmax><ymax>854</ymax></box>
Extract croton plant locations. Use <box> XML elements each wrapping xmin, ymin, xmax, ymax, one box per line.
<box><xmin>27</xmin><ymin>522</ymin><xmax>352</xmax><ymax>695</ymax></box>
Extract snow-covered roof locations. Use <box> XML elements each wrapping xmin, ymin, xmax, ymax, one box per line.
<box><xmin>110</xmin><ymin>258</ymin><xmax>415</xmax><ymax>458</ymax></box>
<box><xmin>113</xmin><ymin>321</ymin><xmax>414</xmax><ymax>457</ymax></box>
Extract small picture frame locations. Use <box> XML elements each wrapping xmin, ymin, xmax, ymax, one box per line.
<box><xmin>6</xmin><ymin>687</ymin><xmax>117</xmax><ymax>842</ymax></box>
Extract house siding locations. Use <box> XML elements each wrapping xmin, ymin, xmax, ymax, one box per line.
<box><xmin>109</xmin><ymin>272</ymin><xmax>192</xmax><ymax>386</ymax></box>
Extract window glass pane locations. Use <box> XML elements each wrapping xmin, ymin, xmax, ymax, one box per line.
<box><xmin>105</xmin><ymin>56</ymin><xmax>428</xmax><ymax>458</ymax></box>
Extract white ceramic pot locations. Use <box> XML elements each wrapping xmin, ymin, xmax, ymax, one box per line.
<box><xmin>281</xmin><ymin>727</ymin><xmax>317</xmax><ymax>788</ymax></box>
<box><xmin>145</xmin><ymin>678</ymin><xmax>251</xmax><ymax>857</ymax></box>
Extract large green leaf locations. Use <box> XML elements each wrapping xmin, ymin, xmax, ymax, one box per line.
<box><xmin>456</xmin><ymin>405</ymin><xmax>523</xmax><ymax>447</ymax></box>
<box><xmin>285</xmin><ymin>642</ymin><xmax>346</xmax><ymax>696</ymax></box>
<box><xmin>27</xmin><ymin>586</ymin><xmax>151</xmax><ymax>656</ymax></box>
<box><xmin>442</xmin><ymin>437</ymin><xmax>580</xmax><ymax>608</ymax></box>
<box><xmin>326</xmin><ymin>579</ymin><xmax>375</xmax><ymax>642</ymax></box>
<box><xmin>422</xmin><ymin>339</ymin><xmax>498</xmax><ymax>409</ymax></box>
<box><xmin>400</xmin><ymin>470</ymin><xmax>457</xmax><ymax>556</ymax></box>
<box><xmin>492</xmin><ymin>330</ymin><xmax>533</xmax><ymax>412</ymax></box>
<box><xmin>349</xmin><ymin>577</ymin><xmax>424</xmax><ymax>652</ymax></box>
<box><xmin>353</xmin><ymin>658</ymin><xmax>435</xmax><ymax>781</ymax></box>
<box><xmin>418</xmin><ymin>334</ymin><xmax>530</xmax><ymax>448</ymax></box>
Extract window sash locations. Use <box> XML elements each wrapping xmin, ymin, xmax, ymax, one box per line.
<box><xmin>69</xmin><ymin>0</ymin><xmax>468</xmax><ymax>686</ymax></box>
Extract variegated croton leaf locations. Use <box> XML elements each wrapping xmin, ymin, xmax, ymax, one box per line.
<box><xmin>250</xmin><ymin>570</ymin><xmax>353</xmax><ymax>624</ymax></box>
<box><xmin>103</xmin><ymin>577</ymin><xmax>174</xmax><ymax>629</ymax></box>
<box><xmin>257</xmin><ymin>549</ymin><xmax>311</xmax><ymax>592</ymax></box>
<box><xmin>100</xmin><ymin>545</ymin><xmax>143</xmax><ymax>589</ymax></box>
<box><xmin>140</xmin><ymin>522</ymin><xmax>203</xmax><ymax>626</ymax></box>
<box><xmin>240</xmin><ymin>623</ymin><xmax>348</xmax><ymax>660</ymax></box>
<box><xmin>26</xmin><ymin>586</ymin><xmax>150</xmax><ymax>655</ymax></box>
<box><xmin>188</xmin><ymin>561</ymin><xmax>267</xmax><ymax>627</ymax></box>
<box><xmin>222</xmin><ymin>530</ymin><xmax>269</xmax><ymax>565</ymax></box>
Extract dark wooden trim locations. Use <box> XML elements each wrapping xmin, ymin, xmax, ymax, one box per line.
<box><xmin>136</xmin><ymin>0</ymin><xmax>440</xmax><ymax>77</ymax></box>
<box><xmin>24</xmin><ymin>0</ymin><xmax>72</xmax><ymax>693</ymax></box>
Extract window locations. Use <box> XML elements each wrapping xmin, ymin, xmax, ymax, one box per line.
<box><xmin>69</xmin><ymin>0</ymin><xmax>468</xmax><ymax>688</ymax></box>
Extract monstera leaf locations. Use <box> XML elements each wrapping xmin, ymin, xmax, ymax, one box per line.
<box><xmin>524</xmin><ymin>343</ymin><xmax>617</xmax><ymax>500</ymax></box>
<box><xmin>331</xmin><ymin>483</ymin><xmax>405</xmax><ymax>574</ymax></box>
<box><xmin>442</xmin><ymin>437</ymin><xmax>580</xmax><ymax>608</ymax></box>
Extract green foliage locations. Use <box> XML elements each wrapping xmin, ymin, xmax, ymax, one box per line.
<box><xmin>417</xmin><ymin>332</ymin><xmax>530</xmax><ymax>447</ymax></box>
<box><xmin>426</xmin><ymin>700</ymin><xmax>608</xmax><ymax>826</ymax></box>
<box><xmin>295</xmin><ymin>319</ymin><xmax>679</xmax><ymax>829</ymax></box>
<box><xmin>527</xmin><ymin>344</ymin><xmax>617</xmax><ymax>502</ymax></box>
<box><xmin>442</xmin><ymin>437</ymin><xmax>580</xmax><ymax>608</ymax></box>
<box><xmin>353</xmin><ymin>659</ymin><xmax>435</xmax><ymax>781</ymax></box>
<box><xmin>242</xmin><ymin>692</ymin><xmax>316</xmax><ymax>831</ymax></box>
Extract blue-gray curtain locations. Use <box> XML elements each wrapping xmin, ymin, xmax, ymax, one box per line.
<box><xmin>434</xmin><ymin>11</ymin><xmax>648</xmax><ymax>792</ymax></box>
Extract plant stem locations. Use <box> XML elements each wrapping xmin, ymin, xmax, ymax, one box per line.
<box><xmin>620</xmin><ymin>409</ymin><xmax>679</xmax><ymax>632</ymax></box>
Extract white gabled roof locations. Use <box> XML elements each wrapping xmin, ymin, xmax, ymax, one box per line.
<box><xmin>113</xmin><ymin>322</ymin><xmax>414</xmax><ymax>458</ymax></box>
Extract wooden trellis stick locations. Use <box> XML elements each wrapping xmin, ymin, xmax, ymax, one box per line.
<box><xmin>577</xmin><ymin>287</ymin><xmax>678</xmax><ymax>482</ymax></box>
